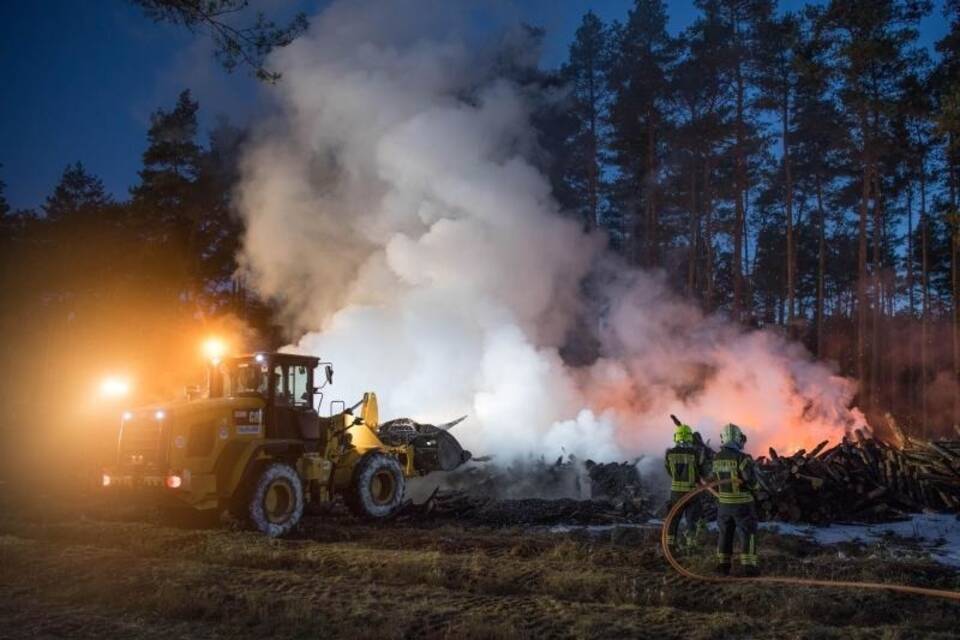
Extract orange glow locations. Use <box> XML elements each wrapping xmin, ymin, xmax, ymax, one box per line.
<box><xmin>579</xmin><ymin>367</ymin><xmax>862</xmax><ymax>458</ymax></box>
<box><xmin>202</xmin><ymin>336</ymin><xmax>228</xmax><ymax>362</ymax></box>
<box><xmin>99</xmin><ymin>376</ymin><xmax>131</xmax><ymax>398</ymax></box>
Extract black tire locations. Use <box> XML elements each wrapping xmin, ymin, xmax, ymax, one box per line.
<box><xmin>247</xmin><ymin>462</ymin><xmax>305</xmax><ymax>537</ymax></box>
<box><xmin>345</xmin><ymin>453</ymin><xmax>405</xmax><ymax>520</ymax></box>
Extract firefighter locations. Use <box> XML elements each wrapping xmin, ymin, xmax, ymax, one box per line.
<box><xmin>712</xmin><ymin>423</ymin><xmax>759</xmax><ymax>576</ymax></box>
<box><xmin>664</xmin><ymin>421</ymin><xmax>709</xmax><ymax>551</ymax></box>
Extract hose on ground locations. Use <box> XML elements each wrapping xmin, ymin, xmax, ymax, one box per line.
<box><xmin>660</xmin><ymin>481</ymin><xmax>960</xmax><ymax>602</ymax></box>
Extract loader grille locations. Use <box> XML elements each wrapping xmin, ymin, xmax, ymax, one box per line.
<box><xmin>118</xmin><ymin>415</ymin><xmax>166</xmax><ymax>467</ymax></box>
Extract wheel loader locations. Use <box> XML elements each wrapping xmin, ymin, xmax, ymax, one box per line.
<box><xmin>101</xmin><ymin>352</ymin><xmax>470</xmax><ymax>536</ymax></box>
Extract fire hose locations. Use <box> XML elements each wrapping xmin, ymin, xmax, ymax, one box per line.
<box><xmin>660</xmin><ymin>481</ymin><xmax>960</xmax><ymax>602</ymax></box>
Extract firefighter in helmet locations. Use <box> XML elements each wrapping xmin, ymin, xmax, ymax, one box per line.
<box><xmin>712</xmin><ymin>423</ymin><xmax>759</xmax><ymax>576</ymax></box>
<box><xmin>664</xmin><ymin>420</ymin><xmax>709</xmax><ymax>551</ymax></box>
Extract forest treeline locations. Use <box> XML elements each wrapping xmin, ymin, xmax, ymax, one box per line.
<box><xmin>0</xmin><ymin>0</ymin><xmax>958</xmax><ymax>441</ymax></box>
<box><xmin>551</xmin><ymin>0</ymin><xmax>960</xmax><ymax>434</ymax></box>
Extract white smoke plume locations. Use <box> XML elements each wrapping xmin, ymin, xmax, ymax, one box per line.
<box><xmin>237</xmin><ymin>0</ymin><xmax>865</xmax><ymax>462</ymax></box>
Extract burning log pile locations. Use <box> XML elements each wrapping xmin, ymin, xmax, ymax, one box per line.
<box><xmin>398</xmin><ymin>456</ymin><xmax>652</xmax><ymax>526</ymax></box>
<box><xmin>756</xmin><ymin>434</ymin><xmax>960</xmax><ymax>523</ymax></box>
<box><xmin>397</xmin><ymin>429</ymin><xmax>960</xmax><ymax>526</ymax></box>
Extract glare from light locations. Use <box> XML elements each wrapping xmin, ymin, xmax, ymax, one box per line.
<box><xmin>154</xmin><ymin>410</ymin><xmax>166</xmax><ymax>420</ymax></box>
<box><xmin>165</xmin><ymin>474</ymin><xmax>182</xmax><ymax>489</ymax></box>
<box><xmin>254</xmin><ymin>353</ymin><xmax>265</xmax><ymax>363</ymax></box>
<box><xmin>101</xmin><ymin>473</ymin><xmax>112</xmax><ymax>487</ymax></box>
<box><xmin>99</xmin><ymin>376</ymin><xmax>131</xmax><ymax>398</ymax></box>
<box><xmin>202</xmin><ymin>337</ymin><xmax>228</xmax><ymax>362</ymax></box>
<box><xmin>122</xmin><ymin>411</ymin><xmax>133</xmax><ymax>421</ymax></box>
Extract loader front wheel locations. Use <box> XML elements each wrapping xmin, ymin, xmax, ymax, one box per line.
<box><xmin>346</xmin><ymin>453</ymin><xmax>405</xmax><ymax>520</ymax></box>
<box><xmin>248</xmin><ymin>462</ymin><xmax>304</xmax><ymax>537</ymax></box>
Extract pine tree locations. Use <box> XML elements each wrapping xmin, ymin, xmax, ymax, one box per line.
<box><xmin>792</xmin><ymin>7</ymin><xmax>849</xmax><ymax>358</ymax></box>
<box><xmin>755</xmin><ymin>12</ymin><xmax>801</xmax><ymax>333</ymax></box>
<box><xmin>562</xmin><ymin>11</ymin><xmax>610</xmax><ymax>233</ymax></box>
<box><xmin>42</xmin><ymin>162</ymin><xmax>111</xmax><ymax>220</ymax></box>
<box><xmin>196</xmin><ymin>117</ymin><xmax>246</xmax><ymax>303</ymax></box>
<box><xmin>710</xmin><ymin>0</ymin><xmax>774</xmax><ymax>320</ymax></box>
<box><xmin>820</xmin><ymin>0</ymin><xmax>931</xmax><ymax>412</ymax></box>
<box><xmin>607</xmin><ymin>0</ymin><xmax>677</xmax><ymax>265</ymax></box>
<box><xmin>670</xmin><ymin>5</ymin><xmax>730</xmax><ymax>304</ymax></box>
<box><xmin>131</xmin><ymin>89</ymin><xmax>205</xmax><ymax>302</ymax></box>
<box><xmin>934</xmin><ymin>0</ymin><xmax>960</xmax><ymax>427</ymax></box>
<box><xmin>131</xmin><ymin>0</ymin><xmax>308</xmax><ymax>82</ymax></box>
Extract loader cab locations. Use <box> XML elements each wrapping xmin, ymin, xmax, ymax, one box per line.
<box><xmin>212</xmin><ymin>353</ymin><xmax>332</xmax><ymax>441</ymax></box>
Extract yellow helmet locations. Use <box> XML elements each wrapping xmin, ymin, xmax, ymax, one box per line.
<box><xmin>720</xmin><ymin>423</ymin><xmax>747</xmax><ymax>448</ymax></box>
<box><xmin>673</xmin><ymin>423</ymin><xmax>694</xmax><ymax>444</ymax></box>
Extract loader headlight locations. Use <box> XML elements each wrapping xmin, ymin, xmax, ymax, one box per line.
<box><xmin>101</xmin><ymin>473</ymin><xmax>112</xmax><ymax>487</ymax></box>
<box><xmin>154</xmin><ymin>410</ymin><xmax>166</xmax><ymax>420</ymax></box>
<box><xmin>99</xmin><ymin>376</ymin><xmax>130</xmax><ymax>398</ymax></box>
<box><xmin>165</xmin><ymin>474</ymin><xmax>182</xmax><ymax>489</ymax></box>
<box><xmin>202</xmin><ymin>337</ymin><xmax>228</xmax><ymax>362</ymax></box>
<box><xmin>122</xmin><ymin>411</ymin><xmax>133</xmax><ymax>421</ymax></box>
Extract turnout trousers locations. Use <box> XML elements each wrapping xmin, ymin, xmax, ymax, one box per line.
<box><xmin>666</xmin><ymin>490</ymin><xmax>703</xmax><ymax>547</ymax></box>
<box><xmin>716</xmin><ymin>501</ymin><xmax>758</xmax><ymax>567</ymax></box>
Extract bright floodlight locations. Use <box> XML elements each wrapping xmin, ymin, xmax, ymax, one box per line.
<box><xmin>202</xmin><ymin>337</ymin><xmax>228</xmax><ymax>362</ymax></box>
<box><xmin>99</xmin><ymin>376</ymin><xmax>130</xmax><ymax>398</ymax></box>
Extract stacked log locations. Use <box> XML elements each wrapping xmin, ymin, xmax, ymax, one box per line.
<box><xmin>755</xmin><ymin>436</ymin><xmax>960</xmax><ymax>523</ymax></box>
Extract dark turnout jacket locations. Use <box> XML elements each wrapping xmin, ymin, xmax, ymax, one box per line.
<box><xmin>711</xmin><ymin>445</ymin><xmax>759</xmax><ymax>504</ymax></box>
<box><xmin>664</xmin><ymin>443</ymin><xmax>710</xmax><ymax>493</ymax></box>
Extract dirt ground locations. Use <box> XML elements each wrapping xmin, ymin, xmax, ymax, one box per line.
<box><xmin>1</xmin><ymin>492</ymin><xmax>959</xmax><ymax>640</ymax></box>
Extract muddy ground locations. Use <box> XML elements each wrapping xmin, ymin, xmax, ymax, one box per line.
<box><xmin>1</xmin><ymin>492</ymin><xmax>959</xmax><ymax>640</ymax></box>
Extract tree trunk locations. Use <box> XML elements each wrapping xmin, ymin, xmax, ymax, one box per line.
<box><xmin>906</xmin><ymin>182</ymin><xmax>915</xmax><ymax>316</ymax></box>
<box><xmin>647</xmin><ymin>115</ymin><xmax>658</xmax><ymax>266</ymax></box>
<box><xmin>815</xmin><ymin>173</ymin><xmax>826</xmax><ymax>359</ymax></box>
<box><xmin>870</xmin><ymin>176</ymin><xmax>883</xmax><ymax>411</ymax></box>
<box><xmin>920</xmin><ymin>155</ymin><xmax>929</xmax><ymax>437</ymax></box>
<box><xmin>857</xmin><ymin>154</ymin><xmax>872</xmax><ymax>411</ymax></box>
<box><xmin>950</xmin><ymin>132</ymin><xmax>960</xmax><ymax>430</ymax></box>
<box><xmin>687</xmin><ymin>166</ymin><xmax>698</xmax><ymax>297</ymax></box>
<box><xmin>731</xmin><ymin>9</ymin><xmax>746</xmax><ymax>322</ymax></box>
<box><xmin>906</xmin><ymin>181</ymin><xmax>916</xmax><ymax>421</ymax></box>
<box><xmin>783</xmin><ymin>95</ymin><xmax>795</xmax><ymax>337</ymax></box>
<box><xmin>732</xmin><ymin>110</ymin><xmax>746</xmax><ymax>321</ymax></box>
<box><xmin>704</xmin><ymin>157</ymin><xmax>715</xmax><ymax>309</ymax></box>
<box><xmin>586</xmin><ymin>51</ymin><xmax>599</xmax><ymax>234</ymax></box>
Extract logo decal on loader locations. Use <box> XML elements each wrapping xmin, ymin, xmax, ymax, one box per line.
<box><xmin>234</xmin><ymin>409</ymin><xmax>261</xmax><ymax>423</ymax></box>
<box><xmin>237</xmin><ymin>424</ymin><xmax>261</xmax><ymax>436</ymax></box>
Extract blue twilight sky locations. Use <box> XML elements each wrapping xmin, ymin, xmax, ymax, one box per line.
<box><xmin>0</xmin><ymin>1</ymin><xmax>950</xmax><ymax>211</ymax></box>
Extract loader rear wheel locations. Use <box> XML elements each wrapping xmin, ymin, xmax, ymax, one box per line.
<box><xmin>247</xmin><ymin>462</ymin><xmax>304</xmax><ymax>537</ymax></box>
<box><xmin>345</xmin><ymin>453</ymin><xmax>405</xmax><ymax>520</ymax></box>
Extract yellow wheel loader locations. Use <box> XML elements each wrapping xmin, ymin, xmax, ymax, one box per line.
<box><xmin>101</xmin><ymin>353</ymin><xmax>470</xmax><ymax>536</ymax></box>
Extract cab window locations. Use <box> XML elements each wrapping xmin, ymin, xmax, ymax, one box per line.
<box><xmin>272</xmin><ymin>365</ymin><xmax>288</xmax><ymax>405</ymax></box>
<box><xmin>270</xmin><ymin>362</ymin><xmax>312</xmax><ymax>406</ymax></box>
<box><xmin>288</xmin><ymin>365</ymin><xmax>310</xmax><ymax>407</ymax></box>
